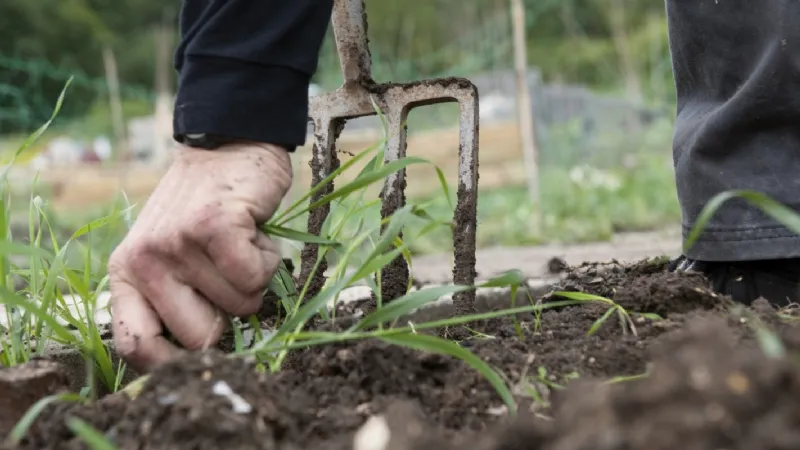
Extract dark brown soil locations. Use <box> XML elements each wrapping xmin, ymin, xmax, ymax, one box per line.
<box><xmin>6</xmin><ymin>259</ymin><xmax>800</xmax><ymax>450</ymax></box>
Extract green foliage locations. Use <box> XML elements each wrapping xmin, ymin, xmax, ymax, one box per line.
<box><xmin>2</xmin><ymin>74</ymin><xmax>546</xmax><ymax>429</ymax></box>
<box><xmin>0</xmin><ymin>0</ymin><xmax>675</xmax><ymax>135</ymax></box>
<box><xmin>0</xmin><ymin>80</ymin><xmax>131</xmax><ymax>397</ymax></box>
<box><xmin>292</xmin><ymin>148</ymin><xmax>679</xmax><ymax>257</ymax></box>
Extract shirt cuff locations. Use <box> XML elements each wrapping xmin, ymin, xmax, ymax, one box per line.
<box><xmin>173</xmin><ymin>56</ymin><xmax>311</xmax><ymax>152</ymax></box>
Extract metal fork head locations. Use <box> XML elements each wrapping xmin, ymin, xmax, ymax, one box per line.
<box><xmin>300</xmin><ymin>0</ymin><xmax>480</xmax><ymax>314</ymax></box>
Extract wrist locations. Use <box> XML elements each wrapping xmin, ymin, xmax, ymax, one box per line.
<box><xmin>245</xmin><ymin>142</ymin><xmax>294</xmax><ymax>194</ymax></box>
<box><xmin>178</xmin><ymin>140</ymin><xmax>293</xmax><ymax>193</ymax></box>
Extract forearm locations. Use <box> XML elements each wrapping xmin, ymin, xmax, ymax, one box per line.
<box><xmin>172</xmin><ymin>0</ymin><xmax>334</xmax><ymax>152</ymax></box>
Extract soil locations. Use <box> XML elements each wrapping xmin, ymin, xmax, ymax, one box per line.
<box><xmin>6</xmin><ymin>258</ymin><xmax>800</xmax><ymax>450</ymax></box>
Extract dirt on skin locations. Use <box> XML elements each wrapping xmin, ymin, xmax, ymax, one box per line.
<box><xmin>6</xmin><ymin>259</ymin><xmax>800</xmax><ymax>450</ymax></box>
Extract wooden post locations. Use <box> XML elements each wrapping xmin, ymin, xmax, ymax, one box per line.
<box><xmin>153</xmin><ymin>21</ymin><xmax>174</xmax><ymax>168</ymax></box>
<box><xmin>510</xmin><ymin>0</ymin><xmax>541</xmax><ymax>221</ymax></box>
<box><xmin>102</xmin><ymin>46</ymin><xmax>127</xmax><ymax>161</ymax></box>
<box><xmin>102</xmin><ymin>45</ymin><xmax>129</xmax><ymax>194</ymax></box>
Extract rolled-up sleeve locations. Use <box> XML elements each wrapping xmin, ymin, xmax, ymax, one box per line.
<box><xmin>173</xmin><ymin>0</ymin><xmax>333</xmax><ymax>151</ymax></box>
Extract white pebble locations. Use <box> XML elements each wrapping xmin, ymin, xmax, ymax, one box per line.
<box><xmin>211</xmin><ymin>380</ymin><xmax>252</xmax><ymax>414</ymax></box>
<box><xmin>353</xmin><ymin>415</ymin><xmax>391</xmax><ymax>450</ymax></box>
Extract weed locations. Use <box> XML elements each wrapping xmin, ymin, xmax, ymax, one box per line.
<box><xmin>0</xmin><ymin>78</ymin><xmax>566</xmax><ymax>428</ymax></box>
<box><xmin>548</xmin><ymin>290</ymin><xmax>662</xmax><ymax>336</ymax></box>
<box><xmin>67</xmin><ymin>417</ymin><xmax>116</xmax><ymax>450</ymax></box>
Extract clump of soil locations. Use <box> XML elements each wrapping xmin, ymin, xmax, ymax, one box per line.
<box><xmin>554</xmin><ymin>258</ymin><xmax>726</xmax><ymax>316</ymax></box>
<box><xmin>5</xmin><ymin>259</ymin><xmax>800</xmax><ymax>450</ymax></box>
<box><xmin>490</xmin><ymin>316</ymin><xmax>800</xmax><ymax>450</ymax></box>
<box><xmin>10</xmin><ymin>341</ymin><xmax>520</xmax><ymax>450</ymax></box>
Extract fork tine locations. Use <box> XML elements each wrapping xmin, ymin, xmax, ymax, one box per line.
<box><xmin>301</xmin><ymin>0</ymin><xmax>480</xmax><ymax>314</ymax></box>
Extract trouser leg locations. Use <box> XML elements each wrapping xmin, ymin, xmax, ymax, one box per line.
<box><xmin>667</xmin><ymin>0</ymin><xmax>800</xmax><ymax>261</ymax></box>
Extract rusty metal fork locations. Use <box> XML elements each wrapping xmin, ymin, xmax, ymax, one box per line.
<box><xmin>300</xmin><ymin>0</ymin><xmax>480</xmax><ymax>315</ymax></box>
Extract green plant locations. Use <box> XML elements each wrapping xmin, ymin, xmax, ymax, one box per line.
<box><xmin>549</xmin><ymin>290</ymin><xmax>662</xmax><ymax>336</ymax></box>
<box><xmin>1</xmin><ymin>79</ymin><xmax>584</xmax><ymax>426</ymax></box>
<box><xmin>0</xmin><ymin>77</ymin><xmax>131</xmax><ymax>396</ymax></box>
<box><xmin>67</xmin><ymin>417</ymin><xmax>117</xmax><ymax>450</ymax></box>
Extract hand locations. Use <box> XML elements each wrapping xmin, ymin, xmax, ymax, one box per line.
<box><xmin>107</xmin><ymin>142</ymin><xmax>292</xmax><ymax>372</ymax></box>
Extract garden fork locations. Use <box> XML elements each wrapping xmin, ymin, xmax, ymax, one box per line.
<box><xmin>299</xmin><ymin>0</ymin><xmax>480</xmax><ymax>315</ymax></box>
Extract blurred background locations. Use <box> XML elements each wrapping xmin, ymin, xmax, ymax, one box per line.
<box><xmin>0</xmin><ymin>0</ymin><xmax>681</xmax><ymax>257</ymax></box>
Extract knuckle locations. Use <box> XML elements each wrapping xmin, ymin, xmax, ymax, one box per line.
<box><xmin>109</xmin><ymin>240</ymin><xmax>166</xmax><ymax>285</ymax></box>
<box><xmin>107</xmin><ymin>249</ymin><xmax>127</xmax><ymax>275</ymax></box>
<box><xmin>162</xmin><ymin>233</ymin><xmax>190</xmax><ymax>258</ymax></box>
<box><xmin>230</xmin><ymin>262</ymin><xmax>270</xmax><ymax>296</ymax></box>
<box><xmin>229</xmin><ymin>295</ymin><xmax>262</xmax><ymax>317</ymax></box>
<box><xmin>126</xmin><ymin>243</ymin><xmax>159</xmax><ymax>275</ymax></box>
<box><xmin>191</xmin><ymin>203</ymin><xmax>225</xmax><ymax>234</ymax></box>
<box><xmin>216</xmin><ymin>252</ymin><xmax>249</xmax><ymax>278</ymax></box>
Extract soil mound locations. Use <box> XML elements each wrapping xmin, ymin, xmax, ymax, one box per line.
<box><xmin>4</xmin><ymin>259</ymin><xmax>800</xmax><ymax>450</ymax></box>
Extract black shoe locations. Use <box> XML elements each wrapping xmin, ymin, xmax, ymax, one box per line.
<box><xmin>668</xmin><ymin>255</ymin><xmax>800</xmax><ymax>307</ymax></box>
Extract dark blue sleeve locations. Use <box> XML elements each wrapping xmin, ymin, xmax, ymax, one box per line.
<box><xmin>172</xmin><ymin>0</ymin><xmax>333</xmax><ymax>152</ymax></box>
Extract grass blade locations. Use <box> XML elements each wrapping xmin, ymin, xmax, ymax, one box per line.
<box><xmin>1</xmin><ymin>77</ymin><xmax>73</xmax><ymax>181</ymax></box>
<box><xmin>68</xmin><ymin>206</ymin><xmax>136</xmax><ymax>241</ymax></box>
<box><xmin>275</xmin><ymin>276</ymin><xmax>353</xmax><ymax>336</ymax></box>
<box><xmin>0</xmin><ymin>286</ymin><xmax>76</xmax><ymax>344</ymax></box>
<box><xmin>551</xmin><ymin>291</ymin><xmax>613</xmax><ymax>303</ymax></box>
<box><xmin>479</xmin><ymin>270</ymin><xmax>526</xmax><ymax>288</ymax></box>
<box><xmin>587</xmin><ymin>306</ymin><xmax>616</xmax><ymax>336</ymax></box>
<box><xmin>356</xmin><ymin>285</ymin><xmax>472</xmax><ymax>330</ymax></box>
<box><xmin>277</xmin><ymin>157</ymin><xmax>430</xmax><ymax>226</ymax></box>
<box><xmin>262</xmin><ymin>224</ymin><xmax>342</xmax><ymax>248</ymax></box>
<box><xmin>6</xmin><ymin>393</ymin><xmax>84</xmax><ymax>445</ymax></box>
<box><xmin>0</xmin><ymin>241</ymin><xmax>53</xmax><ymax>260</ymax></box>
<box><xmin>272</xmin><ymin>141</ymin><xmax>382</xmax><ymax>224</ymax></box>
<box><xmin>685</xmin><ymin>189</ymin><xmax>800</xmax><ymax>252</ymax></box>
<box><xmin>67</xmin><ymin>417</ymin><xmax>116</xmax><ymax>450</ymax></box>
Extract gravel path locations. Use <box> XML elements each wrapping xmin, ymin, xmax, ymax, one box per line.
<box><xmin>409</xmin><ymin>228</ymin><xmax>683</xmax><ymax>283</ymax></box>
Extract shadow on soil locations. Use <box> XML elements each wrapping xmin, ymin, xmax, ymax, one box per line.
<box><xmin>5</xmin><ymin>259</ymin><xmax>800</xmax><ymax>450</ymax></box>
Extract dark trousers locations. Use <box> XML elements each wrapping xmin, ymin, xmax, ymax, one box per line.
<box><xmin>667</xmin><ymin>0</ymin><xmax>800</xmax><ymax>261</ymax></box>
<box><xmin>173</xmin><ymin>0</ymin><xmax>800</xmax><ymax>262</ymax></box>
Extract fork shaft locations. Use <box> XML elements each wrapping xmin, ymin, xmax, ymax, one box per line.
<box><xmin>331</xmin><ymin>0</ymin><xmax>374</xmax><ymax>86</ymax></box>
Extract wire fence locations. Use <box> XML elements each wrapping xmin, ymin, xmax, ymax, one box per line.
<box><xmin>0</xmin><ymin>3</ymin><xmax>676</xmax><ymax>172</ymax></box>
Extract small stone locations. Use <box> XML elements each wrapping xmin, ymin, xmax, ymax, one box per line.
<box><xmin>337</xmin><ymin>349</ymin><xmax>355</xmax><ymax>361</ymax></box>
<box><xmin>725</xmin><ymin>371</ymin><xmax>750</xmax><ymax>394</ymax></box>
<box><xmin>356</xmin><ymin>403</ymin><xmax>372</xmax><ymax>415</ymax></box>
<box><xmin>211</xmin><ymin>380</ymin><xmax>252</xmax><ymax>414</ymax></box>
<box><xmin>487</xmin><ymin>405</ymin><xmax>509</xmax><ymax>416</ymax></box>
<box><xmin>353</xmin><ymin>415</ymin><xmax>391</xmax><ymax>450</ymax></box>
<box><xmin>546</xmin><ymin>257</ymin><xmax>569</xmax><ymax>274</ymax></box>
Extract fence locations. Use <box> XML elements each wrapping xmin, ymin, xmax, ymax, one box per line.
<box><xmin>328</xmin><ymin>66</ymin><xmax>670</xmax><ymax>170</ymax></box>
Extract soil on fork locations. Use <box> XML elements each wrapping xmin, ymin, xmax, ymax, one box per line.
<box><xmin>6</xmin><ymin>258</ymin><xmax>800</xmax><ymax>450</ymax></box>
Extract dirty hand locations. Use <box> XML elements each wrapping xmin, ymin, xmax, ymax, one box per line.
<box><xmin>107</xmin><ymin>142</ymin><xmax>292</xmax><ymax>372</ymax></box>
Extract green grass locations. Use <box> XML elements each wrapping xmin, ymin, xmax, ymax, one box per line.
<box><xmin>251</xmin><ymin>151</ymin><xmax>680</xmax><ymax>261</ymax></box>
<box><xmin>1</xmin><ymin>78</ymin><xmax>620</xmax><ymax>446</ymax></box>
<box><xmin>8</xmin><ymin>73</ymin><xmax>800</xmax><ymax>449</ymax></box>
